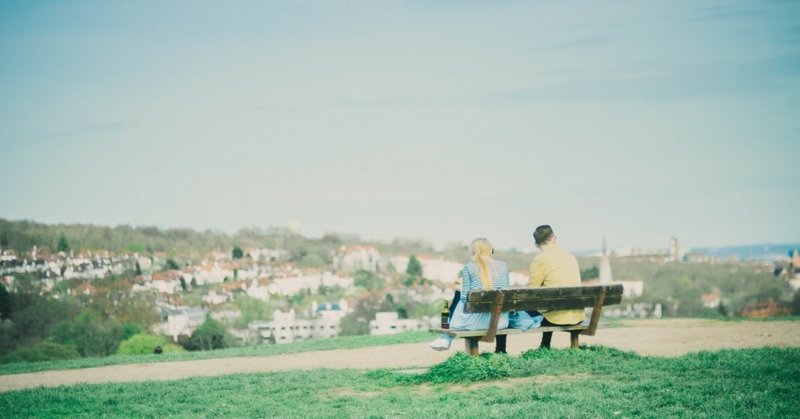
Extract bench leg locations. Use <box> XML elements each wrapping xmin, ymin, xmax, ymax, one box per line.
<box><xmin>570</xmin><ymin>331</ymin><xmax>580</xmax><ymax>349</ymax></box>
<box><xmin>465</xmin><ymin>337</ymin><xmax>480</xmax><ymax>356</ymax></box>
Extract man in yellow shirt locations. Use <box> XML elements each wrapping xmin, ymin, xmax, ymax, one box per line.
<box><xmin>527</xmin><ymin>225</ymin><xmax>585</xmax><ymax>349</ymax></box>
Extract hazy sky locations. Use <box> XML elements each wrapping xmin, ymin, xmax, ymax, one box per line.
<box><xmin>1</xmin><ymin>1</ymin><xmax>798</xmax><ymax>251</ymax></box>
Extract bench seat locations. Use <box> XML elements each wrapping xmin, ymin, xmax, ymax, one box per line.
<box><xmin>429</xmin><ymin>324</ymin><xmax>588</xmax><ymax>338</ymax></box>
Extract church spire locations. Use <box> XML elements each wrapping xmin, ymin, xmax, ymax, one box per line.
<box><xmin>599</xmin><ymin>236</ymin><xmax>613</xmax><ymax>284</ymax></box>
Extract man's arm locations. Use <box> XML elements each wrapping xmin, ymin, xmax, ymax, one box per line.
<box><xmin>528</xmin><ymin>257</ymin><xmax>545</xmax><ymax>287</ymax></box>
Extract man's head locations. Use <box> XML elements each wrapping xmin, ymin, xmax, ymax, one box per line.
<box><xmin>533</xmin><ymin>225</ymin><xmax>555</xmax><ymax>246</ymax></box>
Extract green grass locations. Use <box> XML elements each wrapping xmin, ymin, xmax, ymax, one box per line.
<box><xmin>2</xmin><ymin>346</ymin><xmax>798</xmax><ymax>418</ymax></box>
<box><xmin>0</xmin><ymin>331</ymin><xmax>432</xmax><ymax>376</ymax></box>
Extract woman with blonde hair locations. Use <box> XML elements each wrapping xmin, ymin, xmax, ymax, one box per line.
<box><xmin>430</xmin><ymin>238</ymin><xmax>511</xmax><ymax>352</ymax></box>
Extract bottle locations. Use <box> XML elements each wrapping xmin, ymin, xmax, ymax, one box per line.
<box><xmin>441</xmin><ymin>301</ymin><xmax>450</xmax><ymax>329</ymax></box>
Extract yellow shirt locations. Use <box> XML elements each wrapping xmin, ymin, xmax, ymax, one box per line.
<box><xmin>528</xmin><ymin>245</ymin><xmax>585</xmax><ymax>325</ymax></box>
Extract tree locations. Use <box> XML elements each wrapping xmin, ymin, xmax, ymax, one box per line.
<box><xmin>90</xmin><ymin>277</ymin><xmax>159</xmax><ymax>329</ymax></box>
<box><xmin>165</xmin><ymin>259</ymin><xmax>180</xmax><ymax>270</ymax></box>
<box><xmin>406</xmin><ymin>255</ymin><xmax>423</xmax><ymax>277</ymax></box>
<box><xmin>299</xmin><ymin>253</ymin><xmax>325</xmax><ymax>268</ymax></box>
<box><xmin>353</xmin><ymin>270</ymin><xmax>385</xmax><ymax>292</ymax></box>
<box><xmin>121</xmin><ymin>323</ymin><xmax>141</xmax><ymax>340</ymax></box>
<box><xmin>580</xmin><ymin>266</ymin><xmax>599</xmax><ymax>281</ymax></box>
<box><xmin>0</xmin><ymin>283</ymin><xmax>11</xmax><ymax>319</ymax></box>
<box><xmin>57</xmin><ymin>234</ymin><xmax>70</xmax><ymax>253</ymax></box>
<box><xmin>339</xmin><ymin>293</ymin><xmax>392</xmax><ymax>336</ymax></box>
<box><xmin>183</xmin><ymin>317</ymin><xmax>229</xmax><ymax>351</ymax></box>
<box><xmin>11</xmin><ymin>297</ymin><xmax>79</xmax><ymax>344</ymax></box>
<box><xmin>50</xmin><ymin>310</ymin><xmax>124</xmax><ymax>357</ymax></box>
<box><xmin>232</xmin><ymin>246</ymin><xmax>244</xmax><ymax>260</ymax></box>
<box><xmin>792</xmin><ymin>290</ymin><xmax>800</xmax><ymax>316</ymax></box>
<box><xmin>179</xmin><ymin>277</ymin><xmax>187</xmax><ymax>292</ymax></box>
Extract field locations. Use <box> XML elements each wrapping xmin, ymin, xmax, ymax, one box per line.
<box><xmin>1</xmin><ymin>346</ymin><xmax>799</xmax><ymax>418</ymax></box>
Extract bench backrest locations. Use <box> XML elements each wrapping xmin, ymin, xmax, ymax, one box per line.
<box><xmin>464</xmin><ymin>284</ymin><xmax>624</xmax><ymax>313</ymax></box>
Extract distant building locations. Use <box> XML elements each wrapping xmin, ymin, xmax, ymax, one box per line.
<box><xmin>369</xmin><ymin>311</ymin><xmax>431</xmax><ymax>335</ymax></box>
<box><xmin>335</xmin><ymin>245</ymin><xmax>380</xmax><ymax>272</ymax></box>
<box><xmin>588</xmin><ymin>239</ymin><xmax>643</xmax><ymax>297</ymax></box>
<box><xmin>157</xmin><ymin>306</ymin><xmax>208</xmax><ymax>342</ymax></box>
<box><xmin>248</xmin><ymin>300</ymin><xmax>348</xmax><ymax>344</ymax></box>
<box><xmin>390</xmin><ymin>256</ymin><xmax>409</xmax><ymax>273</ymax></box>
<box><xmin>599</xmin><ymin>238</ymin><xmax>612</xmax><ymax>285</ymax></box>
<box><xmin>509</xmin><ymin>271</ymin><xmax>528</xmax><ymax>287</ymax></box>
<box><xmin>701</xmin><ymin>293</ymin><xmax>721</xmax><ymax>308</ymax></box>
<box><xmin>418</xmin><ymin>256</ymin><xmax>463</xmax><ymax>283</ymax></box>
<box><xmin>202</xmin><ymin>290</ymin><xmax>231</xmax><ymax>305</ymax></box>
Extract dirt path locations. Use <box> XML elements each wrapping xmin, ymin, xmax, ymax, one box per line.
<box><xmin>2</xmin><ymin>319</ymin><xmax>798</xmax><ymax>393</ymax></box>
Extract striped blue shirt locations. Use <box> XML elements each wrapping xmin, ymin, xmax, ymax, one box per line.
<box><xmin>459</xmin><ymin>259</ymin><xmax>510</xmax><ymax>304</ymax></box>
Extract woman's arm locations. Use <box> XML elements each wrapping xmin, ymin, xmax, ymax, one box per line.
<box><xmin>459</xmin><ymin>265</ymin><xmax>470</xmax><ymax>303</ymax></box>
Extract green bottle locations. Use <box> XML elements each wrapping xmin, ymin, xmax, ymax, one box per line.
<box><xmin>441</xmin><ymin>301</ymin><xmax>450</xmax><ymax>329</ymax></box>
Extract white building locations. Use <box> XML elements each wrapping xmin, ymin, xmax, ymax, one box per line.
<box><xmin>418</xmin><ymin>256</ymin><xmax>463</xmax><ymax>283</ymax></box>
<box><xmin>509</xmin><ymin>271</ymin><xmax>528</xmax><ymax>287</ymax></box>
<box><xmin>617</xmin><ymin>280</ymin><xmax>644</xmax><ymax>297</ymax></box>
<box><xmin>249</xmin><ymin>300</ymin><xmax>348</xmax><ymax>344</ymax></box>
<box><xmin>336</xmin><ymin>245</ymin><xmax>380</xmax><ymax>272</ymax></box>
<box><xmin>267</xmin><ymin>272</ymin><xmax>354</xmax><ymax>296</ymax></box>
<box><xmin>157</xmin><ymin>306</ymin><xmax>208</xmax><ymax>342</ymax></box>
<box><xmin>202</xmin><ymin>290</ymin><xmax>231</xmax><ymax>305</ymax></box>
<box><xmin>369</xmin><ymin>312</ymin><xmax>431</xmax><ymax>335</ymax></box>
<box><xmin>390</xmin><ymin>256</ymin><xmax>409</xmax><ymax>274</ymax></box>
<box><xmin>191</xmin><ymin>262</ymin><xmax>234</xmax><ymax>285</ymax></box>
<box><xmin>245</xmin><ymin>279</ymin><xmax>271</xmax><ymax>301</ymax></box>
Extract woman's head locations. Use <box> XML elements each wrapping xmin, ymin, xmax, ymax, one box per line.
<box><xmin>470</xmin><ymin>238</ymin><xmax>493</xmax><ymax>259</ymax></box>
<box><xmin>533</xmin><ymin>225</ymin><xmax>555</xmax><ymax>246</ymax></box>
<box><xmin>470</xmin><ymin>238</ymin><xmax>494</xmax><ymax>289</ymax></box>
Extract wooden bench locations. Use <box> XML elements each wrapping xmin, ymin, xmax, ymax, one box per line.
<box><xmin>429</xmin><ymin>284</ymin><xmax>624</xmax><ymax>355</ymax></box>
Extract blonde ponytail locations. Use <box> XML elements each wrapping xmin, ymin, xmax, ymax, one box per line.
<box><xmin>470</xmin><ymin>238</ymin><xmax>494</xmax><ymax>289</ymax></box>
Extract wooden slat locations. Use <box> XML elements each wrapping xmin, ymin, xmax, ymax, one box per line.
<box><xmin>464</xmin><ymin>284</ymin><xmax>623</xmax><ymax>313</ymax></box>
<box><xmin>480</xmin><ymin>291</ymin><xmax>504</xmax><ymax>343</ymax></box>
<box><xmin>467</xmin><ymin>285</ymin><xmax>622</xmax><ymax>302</ymax></box>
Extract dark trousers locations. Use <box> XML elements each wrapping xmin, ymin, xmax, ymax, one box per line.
<box><xmin>526</xmin><ymin>311</ymin><xmax>577</xmax><ymax>349</ymax></box>
<box><xmin>449</xmin><ymin>291</ymin><xmax>507</xmax><ymax>353</ymax></box>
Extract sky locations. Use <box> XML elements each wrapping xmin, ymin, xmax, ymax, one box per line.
<box><xmin>1</xmin><ymin>1</ymin><xmax>798</xmax><ymax>252</ymax></box>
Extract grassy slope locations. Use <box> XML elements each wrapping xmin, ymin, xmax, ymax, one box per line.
<box><xmin>2</xmin><ymin>346</ymin><xmax>798</xmax><ymax>418</ymax></box>
<box><xmin>0</xmin><ymin>332</ymin><xmax>432</xmax><ymax>376</ymax></box>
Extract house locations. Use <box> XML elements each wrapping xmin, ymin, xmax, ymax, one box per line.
<box><xmin>245</xmin><ymin>279</ymin><xmax>271</xmax><ymax>301</ymax></box>
<box><xmin>320</xmin><ymin>272</ymin><xmax>354</xmax><ymax>289</ymax></box>
<box><xmin>157</xmin><ymin>305</ymin><xmax>208</xmax><ymax>342</ymax></box>
<box><xmin>369</xmin><ymin>312</ymin><xmax>432</xmax><ymax>335</ymax></box>
<box><xmin>509</xmin><ymin>271</ymin><xmax>528</xmax><ymax>286</ymax></box>
<box><xmin>202</xmin><ymin>290</ymin><xmax>231</xmax><ymax>305</ymax></box>
<box><xmin>336</xmin><ymin>245</ymin><xmax>380</xmax><ymax>272</ymax></box>
<box><xmin>701</xmin><ymin>293</ymin><xmax>721</xmax><ymax>308</ymax></box>
<box><xmin>389</xmin><ymin>256</ymin><xmax>409</xmax><ymax>273</ymax></box>
<box><xmin>248</xmin><ymin>304</ymin><xmax>347</xmax><ymax>344</ymax></box>
<box><xmin>417</xmin><ymin>256</ymin><xmax>462</xmax><ymax>283</ymax></box>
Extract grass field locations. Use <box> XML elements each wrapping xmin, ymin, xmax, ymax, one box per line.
<box><xmin>0</xmin><ymin>332</ymin><xmax>432</xmax><ymax>376</ymax></box>
<box><xmin>2</xmin><ymin>346</ymin><xmax>798</xmax><ymax>418</ymax></box>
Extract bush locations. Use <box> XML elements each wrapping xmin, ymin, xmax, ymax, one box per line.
<box><xmin>117</xmin><ymin>334</ymin><xmax>183</xmax><ymax>355</ymax></box>
<box><xmin>50</xmin><ymin>310</ymin><xmax>124</xmax><ymax>357</ymax></box>
<box><xmin>181</xmin><ymin>317</ymin><xmax>230</xmax><ymax>351</ymax></box>
<box><xmin>0</xmin><ymin>342</ymin><xmax>80</xmax><ymax>364</ymax></box>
